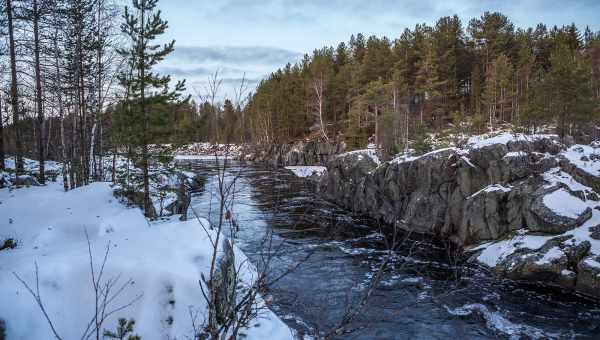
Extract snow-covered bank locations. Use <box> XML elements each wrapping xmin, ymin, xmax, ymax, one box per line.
<box><xmin>0</xmin><ymin>181</ymin><xmax>293</xmax><ymax>339</ymax></box>
<box><xmin>173</xmin><ymin>143</ymin><xmax>243</xmax><ymax>160</ymax></box>
<box><xmin>174</xmin><ymin>154</ymin><xmax>234</xmax><ymax>160</ymax></box>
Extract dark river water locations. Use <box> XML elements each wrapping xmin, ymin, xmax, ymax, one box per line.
<box><xmin>178</xmin><ymin>160</ymin><xmax>600</xmax><ymax>340</ymax></box>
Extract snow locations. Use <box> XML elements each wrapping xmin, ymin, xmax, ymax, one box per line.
<box><xmin>475</xmin><ymin>230</ymin><xmax>550</xmax><ymax>267</ymax></box>
<box><xmin>174</xmin><ymin>143</ymin><xmax>242</xmax><ymax>159</ymax></box>
<box><xmin>4</xmin><ymin>157</ymin><xmax>62</xmax><ymax>173</ymax></box>
<box><xmin>503</xmin><ymin>151</ymin><xmax>528</xmax><ymax>159</ymax></box>
<box><xmin>342</xmin><ymin>148</ymin><xmax>381</xmax><ymax>165</ymax></box>
<box><xmin>0</xmin><ymin>182</ymin><xmax>293</xmax><ymax>340</ymax></box>
<box><xmin>390</xmin><ymin>154</ymin><xmax>419</xmax><ymax>164</ymax></box>
<box><xmin>476</xmin><ymin>189</ymin><xmax>600</xmax><ymax>269</ymax></box>
<box><xmin>174</xmin><ymin>155</ymin><xmax>234</xmax><ymax>161</ymax></box>
<box><xmin>284</xmin><ymin>166</ymin><xmax>327</xmax><ymax>178</ymax></box>
<box><xmin>543</xmin><ymin>168</ymin><xmax>593</xmax><ymax>194</ymax></box>
<box><xmin>469</xmin><ymin>184</ymin><xmax>513</xmax><ymax>199</ymax></box>
<box><xmin>561</xmin><ymin>144</ymin><xmax>600</xmax><ymax>177</ymax></box>
<box><xmin>542</xmin><ymin>189</ymin><xmax>589</xmax><ymax>219</ymax></box>
<box><xmin>467</xmin><ymin>133</ymin><xmax>556</xmax><ymax>149</ymax></box>
<box><xmin>561</xmin><ymin>269</ymin><xmax>576</xmax><ymax>277</ymax></box>
<box><xmin>390</xmin><ymin>147</ymin><xmax>462</xmax><ymax>165</ymax></box>
<box><xmin>444</xmin><ymin>303</ymin><xmax>554</xmax><ymax>339</ymax></box>
<box><xmin>461</xmin><ymin>156</ymin><xmax>477</xmax><ymax>168</ymax></box>
<box><xmin>535</xmin><ymin>246</ymin><xmax>565</xmax><ymax>265</ymax></box>
<box><xmin>584</xmin><ymin>257</ymin><xmax>600</xmax><ymax>269</ymax></box>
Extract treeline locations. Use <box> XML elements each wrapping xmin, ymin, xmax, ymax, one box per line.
<box><xmin>244</xmin><ymin>12</ymin><xmax>600</xmax><ymax>151</ymax></box>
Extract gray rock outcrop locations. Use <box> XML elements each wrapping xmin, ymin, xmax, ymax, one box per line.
<box><xmin>319</xmin><ymin>141</ymin><xmax>572</xmax><ymax>246</ymax></box>
<box><xmin>318</xmin><ymin>135</ymin><xmax>600</xmax><ymax>300</ymax></box>
<box><xmin>241</xmin><ymin>139</ymin><xmax>346</xmax><ymax>167</ymax></box>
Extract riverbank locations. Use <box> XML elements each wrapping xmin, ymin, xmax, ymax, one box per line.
<box><xmin>0</xmin><ymin>178</ymin><xmax>294</xmax><ymax>339</ymax></box>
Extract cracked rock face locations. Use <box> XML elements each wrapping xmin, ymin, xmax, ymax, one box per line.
<box><xmin>318</xmin><ymin>135</ymin><xmax>600</xmax><ymax>300</ymax></box>
<box><xmin>319</xmin><ymin>138</ymin><xmax>579</xmax><ymax>246</ymax></box>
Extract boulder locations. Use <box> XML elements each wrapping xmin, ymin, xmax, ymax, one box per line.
<box><xmin>496</xmin><ymin>242</ymin><xmax>574</xmax><ymax>289</ymax></box>
<box><xmin>13</xmin><ymin>175</ymin><xmax>40</xmax><ymax>187</ymax></box>
<box><xmin>576</xmin><ymin>255</ymin><xmax>600</xmax><ymax>299</ymax></box>
<box><xmin>493</xmin><ymin>236</ymin><xmax>591</xmax><ymax>291</ymax></box>
<box><xmin>525</xmin><ymin>188</ymin><xmax>592</xmax><ymax>234</ymax></box>
<box><xmin>590</xmin><ymin>225</ymin><xmax>600</xmax><ymax>240</ymax></box>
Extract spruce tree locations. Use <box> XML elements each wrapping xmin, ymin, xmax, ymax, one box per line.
<box><xmin>118</xmin><ymin>0</ymin><xmax>186</xmax><ymax>218</ymax></box>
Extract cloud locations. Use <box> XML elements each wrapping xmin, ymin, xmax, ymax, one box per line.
<box><xmin>170</xmin><ymin>46</ymin><xmax>302</xmax><ymax>67</ymax></box>
<box><xmin>155</xmin><ymin>65</ymin><xmax>248</xmax><ymax>78</ymax></box>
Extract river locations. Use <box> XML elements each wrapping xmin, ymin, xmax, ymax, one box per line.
<box><xmin>177</xmin><ymin>159</ymin><xmax>600</xmax><ymax>340</ymax></box>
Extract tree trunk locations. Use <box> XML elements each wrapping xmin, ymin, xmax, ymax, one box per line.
<box><xmin>140</xmin><ymin>3</ymin><xmax>153</xmax><ymax>218</ymax></box>
<box><xmin>60</xmin><ymin>116</ymin><xmax>69</xmax><ymax>191</ymax></box>
<box><xmin>54</xmin><ymin>30</ymin><xmax>69</xmax><ymax>190</ymax></box>
<box><xmin>0</xmin><ymin>94</ymin><xmax>4</xmax><ymax>170</ymax></box>
<box><xmin>314</xmin><ymin>77</ymin><xmax>328</xmax><ymax>142</ymax></box>
<box><xmin>374</xmin><ymin>105</ymin><xmax>379</xmax><ymax>147</ymax></box>
<box><xmin>6</xmin><ymin>0</ymin><xmax>23</xmax><ymax>176</ymax></box>
<box><xmin>33</xmin><ymin>0</ymin><xmax>46</xmax><ymax>184</ymax></box>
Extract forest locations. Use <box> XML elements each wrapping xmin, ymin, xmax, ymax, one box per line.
<box><xmin>246</xmin><ymin>13</ymin><xmax>600</xmax><ymax>152</ymax></box>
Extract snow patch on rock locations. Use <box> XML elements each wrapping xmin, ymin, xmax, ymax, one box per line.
<box><xmin>285</xmin><ymin>166</ymin><xmax>327</xmax><ymax>178</ymax></box>
<box><xmin>542</xmin><ymin>189</ymin><xmax>589</xmax><ymax>219</ymax></box>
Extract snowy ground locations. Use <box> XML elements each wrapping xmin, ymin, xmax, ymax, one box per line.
<box><xmin>284</xmin><ymin>166</ymin><xmax>327</xmax><ymax>178</ymax></box>
<box><xmin>0</xmin><ymin>181</ymin><xmax>294</xmax><ymax>339</ymax></box>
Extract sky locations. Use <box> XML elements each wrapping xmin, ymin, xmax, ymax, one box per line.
<box><xmin>154</xmin><ymin>0</ymin><xmax>600</xmax><ymax>101</ymax></box>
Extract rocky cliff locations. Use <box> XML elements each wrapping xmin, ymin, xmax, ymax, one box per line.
<box><xmin>240</xmin><ymin>140</ymin><xmax>346</xmax><ymax>167</ymax></box>
<box><xmin>318</xmin><ymin>133</ymin><xmax>600</xmax><ymax>300</ymax></box>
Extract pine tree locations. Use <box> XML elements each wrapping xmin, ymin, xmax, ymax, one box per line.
<box><xmin>362</xmin><ymin>78</ymin><xmax>390</xmax><ymax>147</ymax></box>
<box><xmin>118</xmin><ymin>0</ymin><xmax>187</xmax><ymax>218</ymax></box>
<box><xmin>547</xmin><ymin>44</ymin><xmax>594</xmax><ymax>137</ymax></box>
<box><xmin>515</xmin><ymin>40</ymin><xmax>536</xmax><ymax>126</ymax></box>
<box><xmin>414</xmin><ymin>37</ymin><xmax>446</xmax><ymax>127</ymax></box>
<box><xmin>387</xmin><ymin>56</ymin><xmax>411</xmax><ymax>152</ymax></box>
<box><xmin>433</xmin><ymin>15</ymin><xmax>467</xmax><ymax>114</ymax></box>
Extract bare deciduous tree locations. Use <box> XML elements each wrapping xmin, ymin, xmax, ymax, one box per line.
<box><xmin>311</xmin><ymin>73</ymin><xmax>329</xmax><ymax>141</ymax></box>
